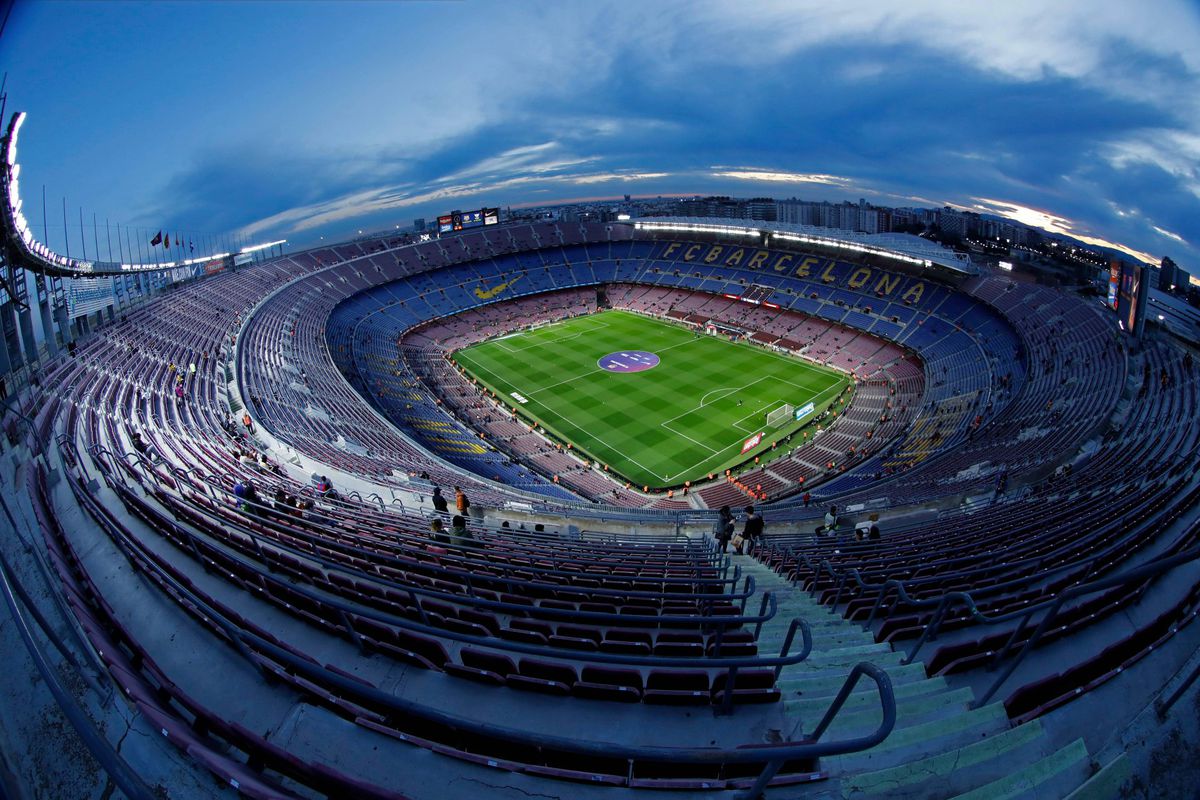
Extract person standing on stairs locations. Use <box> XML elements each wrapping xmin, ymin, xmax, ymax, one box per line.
<box><xmin>714</xmin><ymin>505</ymin><xmax>734</xmax><ymax>553</ymax></box>
<box><xmin>741</xmin><ymin>505</ymin><xmax>765</xmax><ymax>555</ymax></box>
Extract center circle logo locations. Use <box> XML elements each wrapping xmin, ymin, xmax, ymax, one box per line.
<box><xmin>598</xmin><ymin>351</ymin><xmax>660</xmax><ymax>373</ymax></box>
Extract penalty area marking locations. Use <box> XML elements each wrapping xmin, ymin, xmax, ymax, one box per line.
<box><xmin>700</xmin><ymin>387</ymin><xmax>738</xmax><ymax>406</ymax></box>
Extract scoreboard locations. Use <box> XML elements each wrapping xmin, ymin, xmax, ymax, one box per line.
<box><xmin>1108</xmin><ymin>259</ymin><xmax>1147</xmax><ymax>337</ymax></box>
<box><xmin>437</xmin><ymin>207</ymin><xmax>500</xmax><ymax>234</ymax></box>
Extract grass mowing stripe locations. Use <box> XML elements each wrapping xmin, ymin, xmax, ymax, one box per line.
<box><xmin>453</xmin><ymin>310</ymin><xmax>849</xmax><ymax>489</ymax></box>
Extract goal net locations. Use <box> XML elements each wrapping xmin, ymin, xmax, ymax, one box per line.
<box><xmin>766</xmin><ymin>403</ymin><xmax>795</xmax><ymax>428</ymax></box>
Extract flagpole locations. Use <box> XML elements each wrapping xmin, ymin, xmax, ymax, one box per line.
<box><xmin>62</xmin><ymin>197</ymin><xmax>70</xmax><ymax>259</ymax></box>
<box><xmin>79</xmin><ymin>206</ymin><xmax>86</xmax><ymax>260</ymax></box>
<box><xmin>105</xmin><ymin>217</ymin><xmax>112</xmax><ymax>262</ymax></box>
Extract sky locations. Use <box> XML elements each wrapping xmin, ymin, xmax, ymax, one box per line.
<box><xmin>0</xmin><ymin>0</ymin><xmax>1198</xmax><ymax>267</ymax></box>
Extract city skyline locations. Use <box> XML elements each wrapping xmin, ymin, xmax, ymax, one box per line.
<box><xmin>0</xmin><ymin>0</ymin><xmax>1197</xmax><ymax>265</ymax></box>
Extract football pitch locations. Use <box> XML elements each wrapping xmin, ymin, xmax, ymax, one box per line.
<box><xmin>451</xmin><ymin>310</ymin><xmax>850</xmax><ymax>489</ymax></box>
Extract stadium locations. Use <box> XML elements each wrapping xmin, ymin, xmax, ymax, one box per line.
<box><xmin>1</xmin><ymin>10</ymin><xmax>1200</xmax><ymax>797</ymax></box>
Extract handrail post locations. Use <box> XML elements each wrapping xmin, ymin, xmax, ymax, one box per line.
<box><xmin>831</xmin><ymin>571</ymin><xmax>850</xmax><ymax>607</ymax></box>
<box><xmin>974</xmin><ymin>596</ymin><xmax>1066</xmax><ymax>709</ymax></box>
<box><xmin>864</xmin><ymin>582</ymin><xmax>891</xmax><ymax>627</ymax></box>
<box><xmin>719</xmin><ymin>665</ymin><xmax>739</xmax><ymax>716</ymax></box>
<box><xmin>736</xmin><ymin>758</ymin><xmax>787</xmax><ymax>800</ymax></box>
<box><xmin>775</xmin><ymin>619</ymin><xmax>812</xmax><ymax>680</ymax></box>
<box><xmin>903</xmin><ymin>595</ymin><xmax>951</xmax><ymax>665</ymax></box>
<box><xmin>754</xmin><ymin>591</ymin><xmax>771</xmax><ymax>639</ymax></box>
<box><xmin>990</xmin><ymin>607</ymin><xmax>1037</xmax><ymax>669</ymax></box>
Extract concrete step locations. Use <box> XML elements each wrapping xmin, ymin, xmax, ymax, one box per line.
<box><xmin>786</xmin><ymin>648</ymin><xmax>907</xmax><ymax>673</ymax></box>
<box><xmin>948</xmin><ymin>738</ymin><xmax>1090</xmax><ymax>800</ymax></box>
<box><xmin>1064</xmin><ymin>752</ymin><xmax>1129</xmax><ymax>800</ymax></box>
<box><xmin>839</xmin><ymin>718</ymin><xmax>1049</xmax><ymax>799</ymax></box>
<box><xmin>827</xmin><ymin>702</ymin><xmax>1011</xmax><ymax>772</ymax></box>
<box><xmin>785</xmin><ymin>683</ymin><xmax>965</xmax><ymax>721</ymax></box>
<box><xmin>759</xmin><ymin>628</ymin><xmax>878</xmax><ymax>649</ymax></box>
<box><xmin>765</xmin><ymin>606</ymin><xmax>845</xmax><ymax>625</ymax></box>
<box><xmin>783</xmin><ymin>675</ymin><xmax>953</xmax><ymax>712</ymax></box>
<box><xmin>804</xmin><ymin>686</ymin><xmax>976</xmax><ymax>740</ymax></box>
<box><xmin>778</xmin><ymin>662</ymin><xmax>933</xmax><ymax>698</ymax></box>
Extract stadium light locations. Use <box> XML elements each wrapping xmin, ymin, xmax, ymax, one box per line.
<box><xmin>634</xmin><ymin>221</ymin><xmax>760</xmax><ymax>237</ymax></box>
<box><xmin>772</xmin><ymin>231</ymin><xmax>932</xmax><ymax>267</ymax></box>
<box><xmin>2</xmin><ymin>112</ymin><xmax>289</xmax><ymax>276</ymax></box>
<box><xmin>238</xmin><ymin>240</ymin><xmax>286</xmax><ymax>255</ymax></box>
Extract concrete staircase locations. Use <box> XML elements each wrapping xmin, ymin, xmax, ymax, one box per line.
<box><xmin>737</xmin><ymin>555</ymin><xmax>1113</xmax><ymax>799</ymax></box>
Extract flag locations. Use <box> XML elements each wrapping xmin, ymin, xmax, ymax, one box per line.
<box><xmin>150</xmin><ymin>231</ymin><xmax>162</xmax><ymax>246</ymax></box>
<box><xmin>164</xmin><ymin>233</ymin><xmax>170</xmax><ymax>248</ymax></box>
<box><xmin>189</xmin><ymin>240</ymin><xmax>195</xmax><ymax>253</ymax></box>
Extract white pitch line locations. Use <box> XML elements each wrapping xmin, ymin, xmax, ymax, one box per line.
<box><xmin>527</xmin><ymin>367</ymin><xmax>605</xmax><ymax>394</ymax></box>
<box><xmin>661</xmin><ymin>424</ymin><xmax>720</xmax><ymax>454</ymax></box>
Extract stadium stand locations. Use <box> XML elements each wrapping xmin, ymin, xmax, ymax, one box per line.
<box><xmin>3</xmin><ymin>218</ymin><xmax>1200</xmax><ymax>799</ymax></box>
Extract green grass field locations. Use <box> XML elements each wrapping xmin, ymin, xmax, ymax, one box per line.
<box><xmin>452</xmin><ymin>310</ymin><xmax>849</xmax><ymax>489</ymax></box>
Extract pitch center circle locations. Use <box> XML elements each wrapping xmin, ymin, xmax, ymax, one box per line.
<box><xmin>598</xmin><ymin>351</ymin><xmax>660</xmax><ymax>373</ymax></box>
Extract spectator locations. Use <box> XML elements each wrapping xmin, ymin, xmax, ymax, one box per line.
<box><xmin>450</xmin><ymin>514</ymin><xmax>475</xmax><ymax>547</ymax></box>
<box><xmin>271</xmin><ymin>488</ymin><xmax>291</xmax><ymax>519</ymax></box>
<box><xmin>431</xmin><ymin>486</ymin><xmax>449</xmax><ymax>514</ymax></box>
<box><xmin>429</xmin><ymin>517</ymin><xmax>449</xmax><ymax>544</ymax></box>
<box><xmin>741</xmin><ymin>505</ymin><xmax>765</xmax><ymax>554</ymax></box>
<box><xmin>455</xmin><ymin>486</ymin><xmax>470</xmax><ymax>516</ymax></box>
<box><xmin>233</xmin><ymin>480</ymin><xmax>260</xmax><ymax>516</ymax></box>
<box><xmin>242</xmin><ymin>411</ymin><xmax>255</xmax><ymax>435</ymax></box>
<box><xmin>714</xmin><ymin>505</ymin><xmax>734</xmax><ymax>553</ymax></box>
<box><xmin>819</xmin><ymin>505</ymin><xmax>839</xmax><ymax>537</ymax></box>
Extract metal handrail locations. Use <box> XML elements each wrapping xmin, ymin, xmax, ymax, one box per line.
<box><xmin>787</xmin><ymin>483</ymin><xmax>1175</xmax><ymax>604</ymax></box>
<box><xmin>114</xmin><ymin>448</ymin><xmax>740</xmax><ymax>599</ymax></box>
<box><xmin>771</xmin><ymin>475</ymin><xmax>1198</xmax><ymax>624</ymax></box>
<box><xmin>68</xmin><ymin>472</ymin><xmax>897</xmax><ymax>794</ymax></box>
<box><xmin>95</xmin><ymin>471</ymin><xmax>806</xmax><ymax>678</ymax></box>
<box><xmin>156</xmin><ymin>479</ymin><xmax>747</xmax><ymax>607</ymax></box>
<box><xmin>969</xmin><ymin>536</ymin><xmax>1200</xmax><ymax>709</ymax></box>
<box><xmin>737</xmin><ymin>662</ymin><xmax>896</xmax><ymax>798</ymax></box>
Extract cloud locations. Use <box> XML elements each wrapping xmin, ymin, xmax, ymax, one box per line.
<box><xmin>437</xmin><ymin>142</ymin><xmax>595</xmax><ymax>183</ymax></box>
<box><xmin>19</xmin><ymin>0</ymin><xmax>1194</xmax><ymax>263</ymax></box>
<box><xmin>569</xmin><ymin>171</ymin><xmax>670</xmax><ymax>185</ymax></box>
<box><xmin>971</xmin><ymin>197</ymin><xmax>1159</xmax><ymax>263</ymax></box>
<box><xmin>237</xmin><ymin>168</ymin><xmax>674</xmax><ymax>237</ymax></box>
<box><xmin>1152</xmin><ymin>226</ymin><xmax>1187</xmax><ymax>245</ymax></box>
<box><xmin>1103</xmin><ymin>130</ymin><xmax>1200</xmax><ymax>200</ymax></box>
<box><xmin>712</xmin><ymin>169</ymin><xmax>854</xmax><ymax>187</ymax></box>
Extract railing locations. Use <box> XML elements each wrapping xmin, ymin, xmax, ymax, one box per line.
<box><xmin>68</xmin><ymin>465</ymin><xmax>898</xmax><ymax>796</ymax></box>
<box><xmin>966</xmin><ymin>538</ymin><xmax>1200</xmax><ymax>709</ymax></box>
<box><xmin>93</xmin><ymin>444</ymin><xmax>738</xmax><ymax>598</ymax></box>
<box><xmin>86</xmin><ymin>449</ymin><xmax>811</xmax><ymax>702</ymax></box>
<box><xmin>769</xmin><ymin>473</ymin><xmax>1199</xmax><ymax>620</ymax></box>
<box><xmin>771</xmin><ymin>520</ymin><xmax>1200</xmax><ymax>711</ymax></box>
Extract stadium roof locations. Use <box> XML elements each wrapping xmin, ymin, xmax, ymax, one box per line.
<box><xmin>633</xmin><ymin>216</ymin><xmax>978</xmax><ymax>276</ymax></box>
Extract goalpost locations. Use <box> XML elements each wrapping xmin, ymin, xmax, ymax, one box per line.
<box><xmin>765</xmin><ymin>403</ymin><xmax>795</xmax><ymax>428</ymax></box>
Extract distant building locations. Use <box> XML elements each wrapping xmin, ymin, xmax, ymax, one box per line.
<box><xmin>413</xmin><ymin>218</ymin><xmax>426</xmax><ymax>232</ymax></box>
<box><xmin>1159</xmin><ymin>256</ymin><xmax>1181</xmax><ymax>292</ymax></box>
<box><xmin>935</xmin><ymin>207</ymin><xmax>967</xmax><ymax>238</ymax></box>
